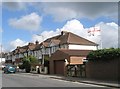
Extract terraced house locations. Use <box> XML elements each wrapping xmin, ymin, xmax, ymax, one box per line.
<box><xmin>5</xmin><ymin>42</ymin><xmax>38</xmax><ymax>65</ymax></box>
<box><xmin>5</xmin><ymin>31</ymin><xmax>98</xmax><ymax>76</ymax></box>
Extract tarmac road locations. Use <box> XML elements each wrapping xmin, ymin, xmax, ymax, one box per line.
<box><xmin>2</xmin><ymin>72</ymin><xmax>108</xmax><ymax>88</ymax></box>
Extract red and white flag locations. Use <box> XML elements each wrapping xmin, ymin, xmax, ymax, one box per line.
<box><xmin>88</xmin><ymin>26</ymin><xmax>101</xmax><ymax>36</ymax></box>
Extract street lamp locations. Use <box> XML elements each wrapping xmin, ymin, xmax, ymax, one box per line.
<box><xmin>41</xmin><ymin>44</ymin><xmax>45</xmax><ymax>65</ymax></box>
<box><xmin>0</xmin><ymin>45</ymin><xmax>2</xmax><ymax>64</ymax></box>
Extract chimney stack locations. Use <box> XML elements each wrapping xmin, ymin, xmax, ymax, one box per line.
<box><xmin>28</xmin><ymin>42</ymin><xmax>34</xmax><ymax>46</ymax></box>
<box><xmin>17</xmin><ymin>46</ymin><xmax>20</xmax><ymax>49</ymax></box>
<box><xmin>35</xmin><ymin>40</ymin><xmax>39</xmax><ymax>45</ymax></box>
<box><xmin>61</xmin><ymin>31</ymin><xmax>68</xmax><ymax>35</ymax></box>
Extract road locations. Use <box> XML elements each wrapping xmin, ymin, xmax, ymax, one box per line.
<box><xmin>2</xmin><ymin>72</ymin><xmax>108</xmax><ymax>88</ymax></box>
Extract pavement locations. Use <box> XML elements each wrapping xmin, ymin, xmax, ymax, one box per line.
<box><xmin>49</xmin><ymin>75</ymin><xmax>119</xmax><ymax>88</ymax></box>
<box><xmin>17</xmin><ymin>70</ymin><xmax>120</xmax><ymax>88</ymax></box>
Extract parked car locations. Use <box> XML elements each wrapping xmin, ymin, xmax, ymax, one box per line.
<box><xmin>3</xmin><ymin>64</ymin><xmax>16</xmax><ymax>74</ymax></box>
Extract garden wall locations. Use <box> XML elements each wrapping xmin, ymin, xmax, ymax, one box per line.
<box><xmin>86</xmin><ymin>59</ymin><xmax>119</xmax><ymax>81</ymax></box>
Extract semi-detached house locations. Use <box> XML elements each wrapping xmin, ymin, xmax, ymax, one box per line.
<box><xmin>34</xmin><ymin>31</ymin><xmax>97</xmax><ymax>60</ymax></box>
<box><xmin>33</xmin><ymin>31</ymin><xmax>98</xmax><ymax>75</ymax></box>
<box><xmin>5</xmin><ymin>31</ymin><xmax>98</xmax><ymax>76</ymax></box>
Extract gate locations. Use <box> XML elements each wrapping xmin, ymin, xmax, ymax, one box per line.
<box><xmin>66</xmin><ymin>63</ymin><xmax>86</xmax><ymax>77</ymax></box>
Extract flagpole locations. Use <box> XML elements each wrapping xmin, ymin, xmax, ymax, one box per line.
<box><xmin>94</xmin><ymin>26</ymin><xmax>102</xmax><ymax>49</ymax></box>
<box><xmin>99</xmin><ymin>26</ymin><xmax>102</xmax><ymax>49</ymax></box>
<box><xmin>88</xmin><ymin>26</ymin><xmax>102</xmax><ymax>49</ymax></box>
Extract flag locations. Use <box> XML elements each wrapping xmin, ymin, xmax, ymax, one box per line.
<box><xmin>88</xmin><ymin>26</ymin><xmax>102</xmax><ymax>49</ymax></box>
<box><xmin>88</xmin><ymin>26</ymin><xmax>101</xmax><ymax>36</ymax></box>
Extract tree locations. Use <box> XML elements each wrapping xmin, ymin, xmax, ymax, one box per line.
<box><xmin>28</xmin><ymin>55</ymin><xmax>38</xmax><ymax>64</ymax></box>
<box><xmin>19</xmin><ymin>55</ymin><xmax>38</xmax><ymax>73</ymax></box>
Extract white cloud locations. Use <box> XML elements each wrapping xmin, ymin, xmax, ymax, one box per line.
<box><xmin>10</xmin><ymin>38</ymin><xmax>28</xmax><ymax>51</ymax></box>
<box><xmin>32</xmin><ymin>34</ymin><xmax>44</xmax><ymax>43</ymax></box>
<box><xmin>41</xmin><ymin>2</ymin><xmax>118</xmax><ymax>22</ymax></box>
<box><xmin>3</xmin><ymin>2</ymin><xmax>117</xmax><ymax>22</ymax></box>
<box><xmin>96</xmin><ymin>22</ymin><xmax>118</xmax><ymax>48</ymax></box>
<box><xmin>61</xmin><ymin>19</ymin><xmax>84</xmax><ymax>30</ymax></box>
<box><xmin>9</xmin><ymin>12</ymin><xmax>42</xmax><ymax>31</ymax></box>
<box><xmin>6</xmin><ymin>19</ymin><xmax>118</xmax><ymax>52</ymax></box>
<box><xmin>62</xmin><ymin>20</ymin><xmax>118</xmax><ymax>48</ymax></box>
<box><xmin>60</xmin><ymin>19</ymin><xmax>85</xmax><ymax>36</ymax></box>
<box><xmin>32</xmin><ymin>19</ymin><xmax>87</xmax><ymax>45</ymax></box>
<box><xmin>3</xmin><ymin>2</ymin><xmax>27</xmax><ymax>11</ymax></box>
<box><xmin>43</xmin><ymin>6</ymin><xmax>77</xmax><ymax>22</ymax></box>
<box><xmin>32</xmin><ymin>29</ymin><xmax>60</xmax><ymax>43</ymax></box>
<box><xmin>32</xmin><ymin>19</ymin><xmax>118</xmax><ymax>49</ymax></box>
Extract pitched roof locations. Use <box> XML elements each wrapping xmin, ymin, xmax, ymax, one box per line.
<box><xmin>34</xmin><ymin>42</ymin><xmax>49</xmax><ymax>50</ymax></box>
<box><xmin>28</xmin><ymin>44</ymin><xmax>36</xmax><ymax>50</ymax></box>
<box><xmin>10</xmin><ymin>31</ymin><xmax>97</xmax><ymax>53</ymax></box>
<box><xmin>34</xmin><ymin>44</ymin><xmax>42</xmax><ymax>50</ymax></box>
<box><xmin>43</xmin><ymin>31</ymin><xmax>97</xmax><ymax>46</ymax></box>
<box><xmin>12</xmin><ymin>42</ymin><xmax>37</xmax><ymax>54</ymax></box>
<box><xmin>51</xmin><ymin>39</ymin><xmax>60</xmax><ymax>45</ymax></box>
<box><xmin>67</xmin><ymin>32</ymin><xmax>97</xmax><ymax>46</ymax></box>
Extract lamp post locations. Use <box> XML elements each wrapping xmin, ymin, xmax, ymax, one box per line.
<box><xmin>0</xmin><ymin>44</ymin><xmax>2</xmax><ymax>64</ymax></box>
<box><xmin>42</xmin><ymin>42</ymin><xmax>44</xmax><ymax>66</ymax></box>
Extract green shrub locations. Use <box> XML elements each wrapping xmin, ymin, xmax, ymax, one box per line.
<box><xmin>87</xmin><ymin>48</ymin><xmax>120</xmax><ymax>61</ymax></box>
<box><xmin>20</xmin><ymin>55</ymin><xmax>38</xmax><ymax>73</ymax></box>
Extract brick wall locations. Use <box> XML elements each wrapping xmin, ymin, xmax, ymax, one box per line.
<box><xmin>86</xmin><ymin>59</ymin><xmax>119</xmax><ymax>81</ymax></box>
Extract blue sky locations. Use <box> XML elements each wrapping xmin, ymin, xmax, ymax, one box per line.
<box><xmin>1</xmin><ymin>2</ymin><xmax>119</xmax><ymax>52</ymax></box>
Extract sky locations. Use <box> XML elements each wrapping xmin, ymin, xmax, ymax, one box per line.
<box><xmin>0</xmin><ymin>1</ymin><xmax>119</xmax><ymax>52</ymax></box>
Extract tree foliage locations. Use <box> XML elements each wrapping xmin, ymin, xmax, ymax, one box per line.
<box><xmin>87</xmin><ymin>48</ymin><xmax>120</xmax><ymax>61</ymax></box>
<box><xmin>27</xmin><ymin>55</ymin><xmax>38</xmax><ymax>64</ymax></box>
<box><xmin>19</xmin><ymin>55</ymin><xmax>38</xmax><ymax>73</ymax></box>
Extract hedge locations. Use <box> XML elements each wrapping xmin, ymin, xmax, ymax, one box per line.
<box><xmin>87</xmin><ymin>48</ymin><xmax>120</xmax><ymax>61</ymax></box>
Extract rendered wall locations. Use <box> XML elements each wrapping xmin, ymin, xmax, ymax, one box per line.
<box><xmin>69</xmin><ymin>45</ymin><xmax>97</xmax><ymax>50</ymax></box>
